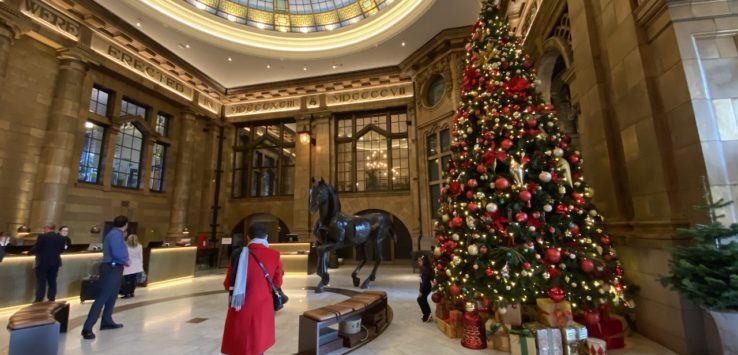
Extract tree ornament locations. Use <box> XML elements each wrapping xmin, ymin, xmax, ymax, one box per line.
<box><xmin>486</xmin><ymin>202</ymin><xmax>498</xmax><ymax>213</ymax></box>
<box><xmin>522</xmin><ymin>261</ymin><xmax>532</xmax><ymax>270</ymax></box>
<box><xmin>548</xmin><ymin>287</ymin><xmax>566</xmax><ymax>303</ymax></box>
<box><xmin>539</xmin><ymin>171</ymin><xmax>552</xmax><ymax>183</ymax></box>
<box><xmin>494</xmin><ymin>177</ymin><xmax>509</xmax><ymax>190</ymax></box>
<box><xmin>452</xmin><ymin>233</ymin><xmax>460</xmax><ymax>241</ymax></box>
<box><xmin>501</xmin><ymin>139</ymin><xmax>513</xmax><ymax>150</ymax></box>
<box><xmin>543</xmin><ymin>204</ymin><xmax>553</xmax><ymax>212</ymax></box>
<box><xmin>519</xmin><ymin>190</ymin><xmax>532</xmax><ymax>202</ymax></box>
<box><xmin>553</xmin><ymin>147</ymin><xmax>564</xmax><ymax>157</ymax></box>
<box><xmin>485</xmin><ymin>267</ymin><xmax>495</xmax><ymax>277</ymax></box>
<box><xmin>515</xmin><ymin>212</ymin><xmax>528</xmax><ymax>223</ymax></box>
<box><xmin>451</xmin><ymin>216</ymin><xmax>464</xmax><ymax>228</ymax></box>
<box><xmin>450</xmin><ymin>284</ymin><xmax>461</xmax><ymax>296</ymax></box>
<box><xmin>431</xmin><ymin>292</ymin><xmax>443</xmax><ymax>303</ymax></box>
<box><xmin>580</xmin><ymin>259</ymin><xmax>595</xmax><ymax>273</ymax></box>
<box><xmin>600</xmin><ymin>235</ymin><xmax>611</xmax><ymax>246</ymax></box>
<box><xmin>545</xmin><ymin>248</ymin><xmax>561</xmax><ymax>264</ymax></box>
<box><xmin>585</xmin><ymin>310</ymin><xmax>600</xmax><ymax>325</ymax></box>
<box><xmin>468</xmin><ymin>244</ymin><xmax>479</xmax><ymax>255</ymax></box>
<box><xmin>480</xmin><ymin>245</ymin><xmax>488</xmax><ymax>254</ymax></box>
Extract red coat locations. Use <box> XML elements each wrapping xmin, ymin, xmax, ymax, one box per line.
<box><xmin>221</xmin><ymin>244</ymin><xmax>283</xmax><ymax>355</ymax></box>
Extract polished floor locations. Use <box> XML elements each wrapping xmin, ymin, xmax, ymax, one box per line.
<box><xmin>0</xmin><ymin>264</ymin><xmax>675</xmax><ymax>355</ymax></box>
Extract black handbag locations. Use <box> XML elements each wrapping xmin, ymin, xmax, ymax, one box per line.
<box><xmin>250</xmin><ymin>252</ymin><xmax>288</xmax><ymax>311</ymax></box>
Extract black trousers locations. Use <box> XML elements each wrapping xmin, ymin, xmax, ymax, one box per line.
<box><xmin>417</xmin><ymin>290</ymin><xmax>431</xmax><ymax>317</ymax></box>
<box><xmin>122</xmin><ymin>273</ymin><xmax>138</xmax><ymax>296</ymax></box>
<box><xmin>35</xmin><ymin>265</ymin><xmax>60</xmax><ymax>302</ymax></box>
<box><xmin>83</xmin><ymin>263</ymin><xmax>123</xmax><ymax>331</ymax></box>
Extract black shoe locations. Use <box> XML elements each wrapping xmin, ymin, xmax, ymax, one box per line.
<box><xmin>82</xmin><ymin>330</ymin><xmax>96</xmax><ymax>339</ymax></box>
<box><xmin>100</xmin><ymin>323</ymin><xmax>123</xmax><ymax>330</ymax></box>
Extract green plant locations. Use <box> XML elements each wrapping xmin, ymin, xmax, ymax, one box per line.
<box><xmin>660</xmin><ymin>193</ymin><xmax>738</xmax><ymax>311</ymax></box>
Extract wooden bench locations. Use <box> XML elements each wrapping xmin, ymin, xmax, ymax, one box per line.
<box><xmin>6</xmin><ymin>301</ymin><xmax>69</xmax><ymax>355</ymax></box>
<box><xmin>298</xmin><ymin>291</ymin><xmax>388</xmax><ymax>355</ymax></box>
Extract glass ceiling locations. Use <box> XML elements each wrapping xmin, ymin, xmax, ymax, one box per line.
<box><xmin>184</xmin><ymin>0</ymin><xmax>391</xmax><ymax>33</ymax></box>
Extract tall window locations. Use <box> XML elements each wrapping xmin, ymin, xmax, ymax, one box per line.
<box><xmin>150</xmin><ymin>143</ymin><xmax>166</xmax><ymax>192</ymax></box>
<box><xmin>232</xmin><ymin>122</ymin><xmax>296</xmax><ymax>198</ymax></box>
<box><xmin>89</xmin><ymin>87</ymin><xmax>110</xmax><ymax>116</ymax></box>
<box><xmin>336</xmin><ymin>108</ymin><xmax>409</xmax><ymax>192</ymax></box>
<box><xmin>155</xmin><ymin>113</ymin><xmax>169</xmax><ymax>136</ymax></box>
<box><xmin>112</xmin><ymin>123</ymin><xmax>144</xmax><ymax>189</ymax></box>
<box><xmin>78</xmin><ymin>121</ymin><xmax>105</xmax><ymax>183</ymax></box>
<box><xmin>427</xmin><ymin>128</ymin><xmax>451</xmax><ymax>218</ymax></box>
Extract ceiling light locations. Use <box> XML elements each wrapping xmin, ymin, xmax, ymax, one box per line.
<box><xmin>136</xmin><ymin>19</ymin><xmax>142</xmax><ymax>27</ymax></box>
<box><xmin>401</xmin><ymin>41</ymin><xmax>406</xmax><ymax>47</ymax></box>
<box><xmin>266</xmin><ymin>64</ymin><xmax>271</xmax><ymax>69</ymax></box>
<box><xmin>303</xmin><ymin>66</ymin><xmax>307</xmax><ymax>71</ymax></box>
<box><xmin>227</xmin><ymin>14</ymin><xmax>237</xmax><ymax>22</ymax></box>
<box><xmin>228</xmin><ymin>57</ymin><xmax>232</xmax><ymax>62</ymax></box>
<box><xmin>332</xmin><ymin>64</ymin><xmax>337</xmax><ymax>69</ymax></box>
<box><xmin>256</xmin><ymin>23</ymin><xmax>266</xmax><ymax>30</ymax></box>
<box><xmin>195</xmin><ymin>1</ymin><xmax>207</xmax><ymax>10</ymax></box>
<box><xmin>85</xmin><ymin>121</ymin><xmax>94</xmax><ymax>129</ymax></box>
<box><xmin>185</xmin><ymin>42</ymin><xmax>191</xmax><ymax>48</ymax></box>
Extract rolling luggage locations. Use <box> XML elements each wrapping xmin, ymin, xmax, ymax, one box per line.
<box><xmin>80</xmin><ymin>275</ymin><xmax>101</xmax><ymax>303</ymax></box>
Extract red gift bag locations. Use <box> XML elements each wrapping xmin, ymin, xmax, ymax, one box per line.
<box><xmin>574</xmin><ymin>314</ymin><xmax>624</xmax><ymax>350</ymax></box>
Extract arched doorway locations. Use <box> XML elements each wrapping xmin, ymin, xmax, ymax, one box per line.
<box><xmin>333</xmin><ymin>210</ymin><xmax>412</xmax><ymax>262</ymax></box>
<box><xmin>231</xmin><ymin>213</ymin><xmax>290</xmax><ymax>245</ymax></box>
<box><xmin>537</xmin><ymin>37</ymin><xmax>579</xmax><ymax>148</ymax></box>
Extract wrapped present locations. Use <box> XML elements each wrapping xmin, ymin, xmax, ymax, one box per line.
<box><xmin>435</xmin><ymin>302</ymin><xmax>450</xmax><ymax>320</ymax></box>
<box><xmin>461</xmin><ymin>307</ymin><xmax>487</xmax><ymax>349</ymax></box>
<box><xmin>534</xmin><ymin>326</ymin><xmax>564</xmax><ymax>355</ymax></box>
<box><xmin>586</xmin><ymin>338</ymin><xmax>606</xmax><ymax>355</ymax></box>
<box><xmin>607</xmin><ymin>314</ymin><xmax>630</xmax><ymax>336</ymax></box>
<box><xmin>496</xmin><ymin>303</ymin><xmax>523</xmax><ymax>327</ymax></box>
<box><xmin>561</xmin><ymin>322</ymin><xmax>588</xmax><ymax>355</ymax></box>
<box><xmin>574</xmin><ymin>315</ymin><xmax>624</xmax><ymax>350</ymax></box>
<box><xmin>436</xmin><ymin>316</ymin><xmax>464</xmax><ymax>338</ymax></box>
<box><xmin>521</xmin><ymin>303</ymin><xmax>539</xmax><ymax>323</ymax></box>
<box><xmin>449</xmin><ymin>310</ymin><xmax>464</xmax><ymax>326</ymax></box>
<box><xmin>509</xmin><ymin>328</ymin><xmax>537</xmax><ymax>355</ymax></box>
<box><xmin>537</xmin><ymin>298</ymin><xmax>573</xmax><ymax>327</ymax></box>
<box><xmin>487</xmin><ymin>322</ymin><xmax>510</xmax><ymax>352</ymax></box>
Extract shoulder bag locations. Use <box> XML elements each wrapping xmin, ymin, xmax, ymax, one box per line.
<box><xmin>250</xmin><ymin>252</ymin><xmax>288</xmax><ymax>311</ymax></box>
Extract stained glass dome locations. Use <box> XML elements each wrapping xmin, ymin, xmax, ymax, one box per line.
<box><xmin>185</xmin><ymin>0</ymin><xmax>391</xmax><ymax>33</ymax></box>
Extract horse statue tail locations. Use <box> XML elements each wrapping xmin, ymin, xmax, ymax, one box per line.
<box><xmin>386</xmin><ymin>214</ymin><xmax>397</xmax><ymax>245</ymax></box>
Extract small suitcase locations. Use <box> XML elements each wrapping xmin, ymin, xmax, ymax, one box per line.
<box><xmin>80</xmin><ymin>275</ymin><xmax>101</xmax><ymax>303</ymax></box>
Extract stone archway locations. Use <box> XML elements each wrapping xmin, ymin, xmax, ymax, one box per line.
<box><xmin>334</xmin><ymin>210</ymin><xmax>412</xmax><ymax>262</ymax></box>
<box><xmin>536</xmin><ymin>37</ymin><xmax>579</xmax><ymax>147</ymax></box>
<box><xmin>231</xmin><ymin>213</ymin><xmax>291</xmax><ymax>245</ymax></box>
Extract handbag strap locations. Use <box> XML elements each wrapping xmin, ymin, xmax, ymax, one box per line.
<box><xmin>249</xmin><ymin>251</ymin><xmax>279</xmax><ymax>293</ymax></box>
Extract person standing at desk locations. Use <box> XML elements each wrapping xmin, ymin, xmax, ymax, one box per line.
<box><xmin>30</xmin><ymin>224</ymin><xmax>66</xmax><ymax>302</ymax></box>
<box><xmin>58</xmin><ymin>226</ymin><xmax>72</xmax><ymax>250</ymax></box>
<box><xmin>82</xmin><ymin>216</ymin><xmax>129</xmax><ymax>340</ymax></box>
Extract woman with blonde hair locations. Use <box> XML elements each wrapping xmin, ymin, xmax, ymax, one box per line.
<box><xmin>122</xmin><ymin>234</ymin><xmax>143</xmax><ymax>298</ymax></box>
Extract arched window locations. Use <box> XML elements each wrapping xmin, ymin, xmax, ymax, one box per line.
<box><xmin>335</xmin><ymin>108</ymin><xmax>409</xmax><ymax>192</ymax></box>
<box><xmin>233</xmin><ymin>122</ymin><xmax>296</xmax><ymax>198</ymax></box>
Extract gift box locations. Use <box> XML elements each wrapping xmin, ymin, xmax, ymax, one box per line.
<box><xmin>534</xmin><ymin>326</ymin><xmax>564</xmax><ymax>355</ymax></box>
<box><xmin>487</xmin><ymin>322</ymin><xmax>510</xmax><ymax>352</ymax></box>
<box><xmin>448</xmin><ymin>310</ymin><xmax>464</xmax><ymax>326</ymax></box>
<box><xmin>435</xmin><ymin>302</ymin><xmax>450</xmax><ymax>320</ymax></box>
<box><xmin>509</xmin><ymin>328</ymin><xmax>537</xmax><ymax>355</ymax></box>
<box><xmin>497</xmin><ymin>303</ymin><xmax>523</xmax><ymax>327</ymax></box>
<box><xmin>574</xmin><ymin>315</ymin><xmax>624</xmax><ymax>350</ymax></box>
<box><xmin>586</xmin><ymin>338</ymin><xmax>606</xmax><ymax>355</ymax></box>
<box><xmin>436</xmin><ymin>316</ymin><xmax>464</xmax><ymax>338</ymax></box>
<box><xmin>561</xmin><ymin>322</ymin><xmax>588</xmax><ymax>355</ymax></box>
<box><xmin>537</xmin><ymin>298</ymin><xmax>573</xmax><ymax>327</ymax></box>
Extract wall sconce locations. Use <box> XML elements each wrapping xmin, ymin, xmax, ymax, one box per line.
<box><xmin>90</xmin><ymin>225</ymin><xmax>101</xmax><ymax>234</ymax></box>
<box><xmin>16</xmin><ymin>225</ymin><xmax>31</xmax><ymax>236</ymax></box>
<box><xmin>298</xmin><ymin>130</ymin><xmax>316</xmax><ymax>146</ymax></box>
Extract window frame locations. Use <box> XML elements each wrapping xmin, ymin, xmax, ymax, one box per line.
<box><xmin>426</xmin><ymin>127</ymin><xmax>451</xmax><ymax>219</ymax></box>
<box><xmin>149</xmin><ymin>142</ymin><xmax>167</xmax><ymax>192</ymax></box>
<box><xmin>77</xmin><ymin>121</ymin><xmax>106</xmax><ymax>184</ymax></box>
<box><xmin>111</xmin><ymin>122</ymin><xmax>145</xmax><ymax>189</ymax></box>
<box><xmin>232</xmin><ymin>121</ymin><xmax>297</xmax><ymax>198</ymax></box>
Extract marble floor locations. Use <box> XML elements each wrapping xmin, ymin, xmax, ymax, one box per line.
<box><xmin>0</xmin><ymin>265</ymin><xmax>675</xmax><ymax>355</ymax></box>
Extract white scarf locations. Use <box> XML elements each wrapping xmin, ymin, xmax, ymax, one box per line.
<box><xmin>230</xmin><ymin>238</ymin><xmax>269</xmax><ymax>311</ymax></box>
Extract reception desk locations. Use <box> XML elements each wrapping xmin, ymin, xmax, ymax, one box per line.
<box><xmin>144</xmin><ymin>246</ymin><xmax>197</xmax><ymax>285</ymax></box>
<box><xmin>0</xmin><ymin>252</ymin><xmax>102</xmax><ymax>308</ymax></box>
<box><xmin>271</xmin><ymin>243</ymin><xmax>310</xmax><ymax>274</ymax></box>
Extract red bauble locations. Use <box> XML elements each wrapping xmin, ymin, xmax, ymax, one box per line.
<box><xmin>615</xmin><ymin>265</ymin><xmax>624</xmax><ymax>276</ymax></box>
<box><xmin>431</xmin><ymin>292</ymin><xmax>443</xmax><ymax>303</ymax></box>
<box><xmin>515</xmin><ymin>212</ymin><xmax>528</xmax><ymax>223</ymax></box>
<box><xmin>479</xmin><ymin>245</ymin><xmax>488</xmax><ymax>254</ymax></box>
<box><xmin>555</xmin><ymin>204</ymin><xmax>568</xmax><ymax>214</ymax></box>
<box><xmin>496</xmin><ymin>150</ymin><xmax>508</xmax><ymax>162</ymax></box>
<box><xmin>501</xmin><ymin>139</ymin><xmax>513</xmax><ymax>150</ymax></box>
<box><xmin>450</xmin><ymin>181</ymin><xmax>462</xmax><ymax>196</ymax></box>
<box><xmin>532</xmin><ymin>211</ymin><xmax>541</xmax><ymax>219</ymax></box>
<box><xmin>485</xmin><ymin>267</ymin><xmax>495</xmax><ymax>278</ymax></box>
<box><xmin>519</xmin><ymin>190</ymin><xmax>532</xmax><ymax>202</ymax></box>
<box><xmin>549</xmin><ymin>267</ymin><xmax>561</xmax><ymax>279</ymax></box>
<box><xmin>468</xmin><ymin>203</ymin><xmax>478</xmax><ymax>212</ymax></box>
<box><xmin>569</xmin><ymin>154</ymin><xmax>580</xmax><ymax>164</ymax></box>
<box><xmin>476</xmin><ymin>164</ymin><xmax>486</xmax><ymax>173</ymax></box>
<box><xmin>560</xmin><ymin>142</ymin><xmax>569</xmax><ymax>150</ymax></box>
<box><xmin>526</xmin><ymin>118</ymin><xmax>538</xmax><ymax>128</ymax></box>
<box><xmin>548</xmin><ymin>287</ymin><xmax>566</xmax><ymax>303</ymax></box>
<box><xmin>494</xmin><ymin>177</ymin><xmax>510</xmax><ymax>190</ymax></box>
<box><xmin>600</xmin><ymin>236</ymin><xmax>611</xmax><ymax>246</ymax></box>
<box><xmin>585</xmin><ymin>310</ymin><xmax>601</xmax><ymax>325</ymax></box>
<box><xmin>451</xmin><ymin>216</ymin><xmax>464</xmax><ymax>228</ymax></box>
<box><xmin>466</xmin><ymin>190</ymin><xmax>474</xmax><ymax>199</ymax></box>
<box><xmin>580</xmin><ymin>259</ymin><xmax>595</xmax><ymax>273</ymax></box>
<box><xmin>450</xmin><ymin>284</ymin><xmax>461</xmax><ymax>296</ymax></box>
<box><xmin>570</xmin><ymin>224</ymin><xmax>580</xmax><ymax>236</ymax></box>
<box><xmin>545</xmin><ymin>248</ymin><xmax>561</xmax><ymax>264</ymax></box>
<box><xmin>522</xmin><ymin>262</ymin><xmax>532</xmax><ymax>270</ymax></box>
<box><xmin>467</xmin><ymin>179</ymin><xmax>478</xmax><ymax>188</ymax></box>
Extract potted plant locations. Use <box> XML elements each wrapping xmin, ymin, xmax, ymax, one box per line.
<box><xmin>660</xmin><ymin>191</ymin><xmax>738</xmax><ymax>354</ymax></box>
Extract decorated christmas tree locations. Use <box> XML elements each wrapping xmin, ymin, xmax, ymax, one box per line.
<box><xmin>432</xmin><ymin>1</ymin><xmax>630</xmax><ymax>317</ymax></box>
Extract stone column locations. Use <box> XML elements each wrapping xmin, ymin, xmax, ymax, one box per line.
<box><xmin>0</xmin><ymin>24</ymin><xmax>15</xmax><ymax>87</ymax></box>
<box><xmin>292</xmin><ymin>115</ymin><xmax>312</xmax><ymax>241</ymax></box>
<box><xmin>29</xmin><ymin>51</ymin><xmax>88</xmax><ymax>228</ymax></box>
<box><xmin>167</xmin><ymin>110</ymin><xmax>197</xmax><ymax>240</ymax></box>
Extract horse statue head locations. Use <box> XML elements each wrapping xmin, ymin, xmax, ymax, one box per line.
<box><xmin>308</xmin><ymin>177</ymin><xmax>326</xmax><ymax>214</ymax></box>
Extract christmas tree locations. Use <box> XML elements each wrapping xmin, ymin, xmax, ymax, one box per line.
<box><xmin>432</xmin><ymin>1</ymin><xmax>629</xmax><ymax>315</ymax></box>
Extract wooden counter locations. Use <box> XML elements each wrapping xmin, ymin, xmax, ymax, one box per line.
<box><xmin>145</xmin><ymin>246</ymin><xmax>197</xmax><ymax>284</ymax></box>
<box><xmin>271</xmin><ymin>243</ymin><xmax>310</xmax><ymax>274</ymax></box>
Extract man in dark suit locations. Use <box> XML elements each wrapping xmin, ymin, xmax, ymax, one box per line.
<box><xmin>30</xmin><ymin>223</ymin><xmax>66</xmax><ymax>302</ymax></box>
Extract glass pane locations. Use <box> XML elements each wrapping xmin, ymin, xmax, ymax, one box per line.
<box><xmin>426</xmin><ymin>134</ymin><xmax>437</xmax><ymax>155</ymax></box>
<box><xmin>233</xmin><ymin>169</ymin><xmax>243</xmax><ymax>198</ymax></box>
<box><xmin>78</xmin><ymin>122</ymin><xmax>105</xmax><ymax>183</ymax></box>
<box><xmin>358</xmin><ymin>130</ymin><xmax>388</xmax><ymax>191</ymax></box>
<box><xmin>251</xmin><ymin>170</ymin><xmax>260</xmax><ymax>197</ymax></box>
<box><xmin>337</xmin><ymin>142</ymin><xmax>353</xmax><ymax>192</ymax></box>
<box><xmin>440</xmin><ymin>129</ymin><xmax>451</xmax><ymax>152</ymax></box>
<box><xmin>391</xmin><ymin>138</ymin><xmax>409</xmax><ymax>190</ymax></box>
<box><xmin>430</xmin><ymin>184</ymin><xmax>441</xmax><ymax>218</ymax></box>
<box><xmin>391</xmin><ymin>113</ymin><xmax>407</xmax><ymax>133</ymax></box>
<box><xmin>441</xmin><ymin>155</ymin><xmax>451</xmax><ymax>175</ymax></box>
<box><xmin>280</xmin><ymin>165</ymin><xmax>294</xmax><ymax>195</ymax></box>
<box><xmin>428</xmin><ymin>158</ymin><xmax>439</xmax><ymax>181</ymax></box>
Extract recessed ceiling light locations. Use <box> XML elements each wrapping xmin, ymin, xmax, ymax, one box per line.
<box><xmin>332</xmin><ymin>64</ymin><xmax>337</xmax><ymax>69</ymax></box>
<box><xmin>136</xmin><ymin>19</ymin><xmax>142</xmax><ymax>27</ymax></box>
<box><xmin>303</xmin><ymin>66</ymin><xmax>307</xmax><ymax>71</ymax></box>
<box><xmin>401</xmin><ymin>41</ymin><xmax>406</xmax><ymax>47</ymax></box>
<box><xmin>228</xmin><ymin>57</ymin><xmax>232</xmax><ymax>62</ymax></box>
<box><xmin>195</xmin><ymin>2</ymin><xmax>207</xmax><ymax>10</ymax></box>
<box><xmin>266</xmin><ymin>64</ymin><xmax>271</xmax><ymax>69</ymax></box>
<box><xmin>185</xmin><ymin>42</ymin><xmax>191</xmax><ymax>49</ymax></box>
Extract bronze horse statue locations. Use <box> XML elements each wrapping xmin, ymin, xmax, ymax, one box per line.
<box><xmin>309</xmin><ymin>178</ymin><xmax>396</xmax><ymax>293</ymax></box>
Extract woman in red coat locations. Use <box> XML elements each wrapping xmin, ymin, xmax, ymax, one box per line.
<box><xmin>221</xmin><ymin>223</ymin><xmax>284</xmax><ymax>355</ymax></box>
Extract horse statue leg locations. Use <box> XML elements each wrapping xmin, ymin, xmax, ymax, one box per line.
<box><xmin>361</xmin><ymin>240</ymin><xmax>383</xmax><ymax>289</ymax></box>
<box><xmin>314</xmin><ymin>244</ymin><xmax>333</xmax><ymax>293</ymax></box>
<box><xmin>352</xmin><ymin>244</ymin><xmax>367</xmax><ymax>287</ymax></box>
